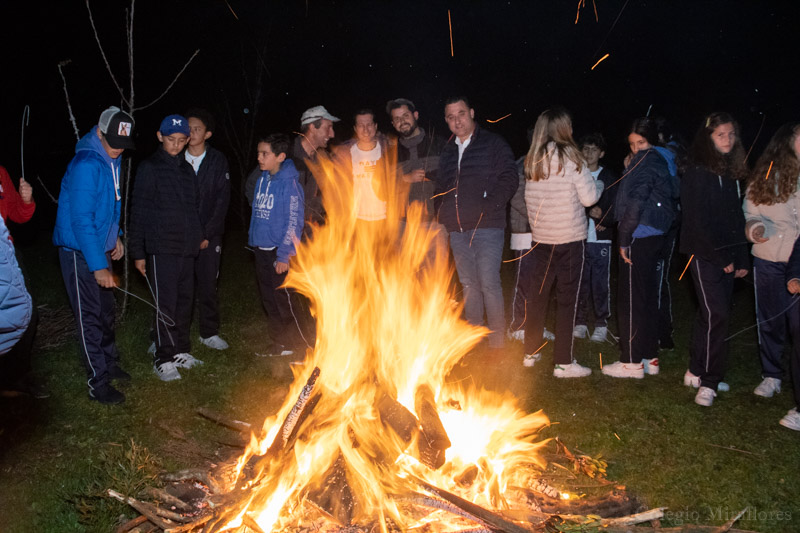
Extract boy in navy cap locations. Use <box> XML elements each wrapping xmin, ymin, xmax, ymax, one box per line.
<box><xmin>129</xmin><ymin>114</ymin><xmax>204</xmax><ymax>381</ymax></box>
<box><xmin>53</xmin><ymin>106</ymin><xmax>135</xmax><ymax>404</ymax></box>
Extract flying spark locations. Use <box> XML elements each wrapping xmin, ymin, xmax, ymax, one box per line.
<box><xmin>764</xmin><ymin>160</ymin><xmax>774</xmax><ymax>180</ymax></box>
<box><xmin>486</xmin><ymin>113</ymin><xmax>512</xmax><ymax>123</ymax></box>
<box><xmin>679</xmin><ymin>254</ymin><xmax>694</xmax><ymax>281</ymax></box>
<box><xmin>448</xmin><ymin>10</ymin><xmax>454</xmax><ymax>57</ymax></box>
<box><xmin>591</xmin><ymin>53</ymin><xmax>610</xmax><ymax>70</ymax></box>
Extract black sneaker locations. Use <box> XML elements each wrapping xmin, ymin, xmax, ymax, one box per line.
<box><xmin>108</xmin><ymin>366</ymin><xmax>131</xmax><ymax>381</ymax></box>
<box><xmin>89</xmin><ymin>384</ymin><xmax>125</xmax><ymax>404</ymax></box>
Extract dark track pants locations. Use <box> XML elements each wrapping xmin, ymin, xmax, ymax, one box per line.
<box><xmin>523</xmin><ymin>240</ymin><xmax>584</xmax><ymax>364</ymax></box>
<box><xmin>148</xmin><ymin>254</ymin><xmax>195</xmax><ymax>366</ymax></box>
<box><xmin>58</xmin><ymin>248</ymin><xmax>120</xmax><ymax>392</ymax></box>
<box><xmin>687</xmin><ymin>257</ymin><xmax>734</xmax><ymax>391</ymax></box>
<box><xmin>576</xmin><ymin>241</ymin><xmax>611</xmax><ymax>328</ymax></box>
<box><xmin>254</xmin><ymin>248</ymin><xmax>304</xmax><ymax>349</ymax></box>
<box><xmin>656</xmin><ymin>227</ymin><xmax>677</xmax><ymax>346</ymax></box>
<box><xmin>618</xmin><ymin>235</ymin><xmax>664</xmax><ymax>364</ymax></box>
<box><xmin>509</xmin><ymin>248</ymin><xmax>535</xmax><ymax>332</ymax></box>
<box><xmin>195</xmin><ymin>236</ymin><xmax>222</xmax><ymax>339</ymax></box>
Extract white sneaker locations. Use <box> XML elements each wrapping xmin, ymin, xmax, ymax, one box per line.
<box><xmin>695</xmin><ymin>386</ymin><xmax>716</xmax><ymax>406</ymax></box>
<box><xmin>543</xmin><ymin>328</ymin><xmax>555</xmax><ymax>341</ymax></box>
<box><xmin>508</xmin><ymin>329</ymin><xmax>525</xmax><ymax>342</ymax></box>
<box><xmin>601</xmin><ymin>361</ymin><xmax>644</xmax><ymax>379</ymax></box>
<box><xmin>553</xmin><ymin>361</ymin><xmax>592</xmax><ymax>378</ymax></box>
<box><xmin>154</xmin><ymin>361</ymin><xmax>181</xmax><ymax>381</ymax></box>
<box><xmin>147</xmin><ymin>342</ymin><xmax>156</xmax><ymax>355</ymax></box>
<box><xmin>522</xmin><ymin>352</ymin><xmax>542</xmax><ymax>367</ymax></box>
<box><xmin>173</xmin><ymin>353</ymin><xmax>204</xmax><ymax>369</ymax></box>
<box><xmin>754</xmin><ymin>377</ymin><xmax>781</xmax><ymax>398</ymax></box>
<box><xmin>573</xmin><ymin>325</ymin><xmax>588</xmax><ymax>339</ymax></box>
<box><xmin>199</xmin><ymin>335</ymin><xmax>229</xmax><ymax>350</ymax></box>
<box><xmin>642</xmin><ymin>358</ymin><xmax>660</xmax><ymax>375</ymax></box>
<box><xmin>589</xmin><ymin>326</ymin><xmax>608</xmax><ymax>343</ymax></box>
<box><xmin>779</xmin><ymin>408</ymin><xmax>800</xmax><ymax>431</ymax></box>
<box><xmin>683</xmin><ymin>370</ymin><xmax>730</xmax><ymax>391</ymax></box>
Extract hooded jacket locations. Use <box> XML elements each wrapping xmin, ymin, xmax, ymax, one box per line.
<box><xmin>52</xmin><ymin>126</ymin><xmax>122</xmax><ymax>272</ymax></box>
<box><xmin>0</xmin><ymin>217</ymin><xmax>32</xmax><ymax>355</ymax></box>
<box><xmin>435</xmin><ymin>126</ymin><xmax>517</xmax><ymax>233</ymax></box>
<box><xmin>128</xmin><ymin>148</ymin><xmax>203</xmax><ymax>259</ymax></box>
<box><xmin>615</xmin><ymin>148</ymin><xmax>678</xmax><ymax>247</ymax></box>
<box><xmin>248</xmin><ymin>159</ymin><xmax>304</xmax><ymax>264</ymax></box>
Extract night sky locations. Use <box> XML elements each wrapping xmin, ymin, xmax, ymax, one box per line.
<box><xmin>0</xmin><ymin>0</ymin><xmax>795</xmax><ymax>227</ymax></box>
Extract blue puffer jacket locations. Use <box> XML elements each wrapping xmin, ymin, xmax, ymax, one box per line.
<box><xmin>615</xmin><ymin>148</ymin><xmax>678</xmax><ymax>247</ymax></box>
<box><xmin>52</xmin><ymin>126</ymin><xmax>122</xmax><ymax>272</ymax></box>
<box><xmin>248</xmin><ymin>159</ymin><xmax>305</xmax><ymax>264</ymax></box>
<box><xmin>0</xmin><ymin>217</ymin><xmax>32</xmax><ymax>355</ymax></box>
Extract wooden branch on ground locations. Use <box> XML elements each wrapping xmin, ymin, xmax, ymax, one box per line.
<box><xmin>196</xmin><ymin>407</ymin><xmax>252</xmax><ymax>435</ymax></box>
<box><xmin>601</xmin><ymin>507</ymin><xmax>665</xmax><ymax>526</ymax></box>
<box><xmin>712</xmin><ymin>507</ymin><xmax>749</xmax><ymax>533</ymax></box>
<box><xmin>114</xmin><ymin>515</ymin><xmax>148</xmax><ymax>533</ymax></box>
<box><xmin>107</xmin><ymin>489</ymin><xmax>179</xmax><ymax>530</ymax></box>
<box><xmin>409</xmin><ymin>476</ymin><xmax>534</xmax><ymax>533</ymax></box>
<box><xmin>142</xmin><ymin>486</ymin><xmax>193</xmax><ymax>512</ymax></box>
<box><xmin>161</xmin><ymin>469</ymin><xmax>222</xmax><ymax>495</ymax></box>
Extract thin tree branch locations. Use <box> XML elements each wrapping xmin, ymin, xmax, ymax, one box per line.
<box><xmin>134</xmin><ymin>49</ymin><xmax>200</xmax><ymax>112</ymax></box>
<box><xmin>57</xmin><ymin>61</ymin><xmax>81</xmax><ymax>141</ymax></box>
<box><xmin>85</xmin><ymin>0</ymin><xmax>131</xmax><ymax>108</ymax></box>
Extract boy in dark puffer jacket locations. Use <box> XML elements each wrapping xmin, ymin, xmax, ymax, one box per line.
<box><xmin>129</xmin><ymin>114</ymin><xmax>204</xmax><ymax>382</ymax></box>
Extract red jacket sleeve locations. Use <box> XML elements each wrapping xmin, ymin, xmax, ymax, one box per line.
<box><xmin>0</xmin><ymin>166</ymin><xmax>35</xmax><ymax>225</ymax></box>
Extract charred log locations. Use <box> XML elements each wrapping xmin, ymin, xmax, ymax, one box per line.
<box><xmin>376</xmin><ymin>392</ymin><xmax>419</xmax><ymax>444</ymax></box>
<box><xmin>306</xmin><ymin>453</ymin><xmax>358</xmax><ymax>526</ymax></box>
<box><xmin>414</xmin><ymin>385</ymin><xmax>451</xmax><ymax>469</ymax></box>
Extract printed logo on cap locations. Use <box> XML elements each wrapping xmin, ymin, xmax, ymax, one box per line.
<box><xmin>172</xmin><ymin>119</ymin><xmax>182</xmax><ymax>126</ymax></box>
<box><xmin>118</xmin><ymin>122</ymin><xmax>132</xmax><ymax>136</ymax></box>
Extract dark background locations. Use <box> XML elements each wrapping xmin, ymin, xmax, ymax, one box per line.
<box><xmin>0</xmin><ymin>0</ymin><xmax>794</xmax><ymax>232</ymax></box>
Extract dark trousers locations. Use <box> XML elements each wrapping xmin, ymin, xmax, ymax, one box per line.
<box><xmin>753</xmin><ymin>257</ymin><xmax>800</xmax><ymax>379</ymax></box>
<box><xmin>656</xmin><ymin>226</ymin><xmax>677</xmax><ymax>346</ymax></box>
<box><xmin>254</xmin><ymin>248</ymin><xmax>304</xmax><ymax>349</ymax></box>
<box><xmin>688</xmin><ymin>257</ymin><xmax>734</xmax><ymax>391</ymax></box>
<box><xmin>194</xmin><ymin>236</ymin><xmax>222</xmax><ymax>338</ymax></box>
<box><xmin>618</xmin><ymin>235</ymin><xmax>664</xmax><ymax>364</ymax></box>
<box><xmin>523</xmin><ymin>240</ymin><xmax>584</xmax><ymax>364</ymax></box>
<box><xmin>148</xmin><ymin>254</ymin><xmax>195</xmax><ymax>366</ymax></box>
<box><xmin>0</xmin><ymin>306</ymin><xmax>38</xmax><ymax>388</ymax></box>
<box><xmin>509</xmin><ymin>248</ymin><xmax>535</xmax><ymax>332</ymax></box>
<box><xmin>576</xmin><ymin>241</ymin><xmax>611</xmax><ymax>328</ymax></box>
<box><xmin>58</xmin><ymin>248</ymin><xmax>120</xmax><ymax>391</ymax></box>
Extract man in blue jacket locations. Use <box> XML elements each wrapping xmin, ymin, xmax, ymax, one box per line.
<box><xmin>53</xmin><ymin>106</ymin><xmax>135</xmax><ymax>404</ymax></box>
<box><xmin>435</xmin><ymin>97</ymin><xmax>518</xmax><ymax>351</ymax></box>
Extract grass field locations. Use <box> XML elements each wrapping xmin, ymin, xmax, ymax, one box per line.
<box><xmin>0</xmin><ymin>229</ymin><xmax>798</xmax><ymax>532</ymax></box>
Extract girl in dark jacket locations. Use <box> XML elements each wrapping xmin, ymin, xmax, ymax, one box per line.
<box><xmin>603</xmin><ymin>117</ymin><xmax>677</xmax><ymax>380</ymax></box>
<box><xmin>679</xmin><ymin>112</ymin><xmax>749</xmax><ymax>407</ymax></box>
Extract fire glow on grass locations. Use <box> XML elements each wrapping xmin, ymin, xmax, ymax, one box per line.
<box><xmin>227</xmin><ymin>146</ymin><xmax>550</xmax><ymax>531</ymax></box>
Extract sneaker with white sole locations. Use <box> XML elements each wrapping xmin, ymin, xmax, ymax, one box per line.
<box><xmin>601</xmin><ymin>361</ymin><xmax>644</xmax><ymax>379</ymax></box>
<box><xmin>694</xmin><ymin>386</ymin><xmax>716</xmax><ymax>406</ymax></box>
<box><xmin>154</xmin><ymin>361</ymin><xmax>181</xmax><ymax>381</ymax></box>
<box><xmin>522</xmin><ymin>352</ymin><xmax>542</xmax><ymax>367</ymax></box>
<box><xmin>589</xmin><ymin>326</ymin><xmax>608</xmax><ymax>343</ymax></box>
<box><xmin>173</xmin><ymin>353</ymin><xmax>204</xmax><ymax>369</ymax></box>
<box><xmin>543</xmin><ymin>328</ymin><xmax>555</xmax><ymax>341</ymax></box>
<box><xmin>199</xmin><ymin>335</ymin><xmax>229</xmax><ymax>350</ymax></box>
<box><xmin>753</xmin><ymin>377</ymin><xmax>781</xmax><ymax>398</ymax></box>
<box><xmin>683</xmin><ymin>370</ymin><xmax>730</xmax><ymax>391</ymax></box>
<box><xmin>779</xmin><ymin>408</ymin><xmax>800</xmax><ymax>431</ymax></box>
<box><xmin>642</xmin><ymin>358</ymin><xmax>660</xmax><ymax>375</ymax></box>
<box><xmin>573</xmin><ymin>325</ymin><xmax>588</xmax><ymax>339</ymax></box>
<box><xmin>508</xmin><ymin>329</ymin><xmax>525</xmax><ymax>342</ymax></box>
<box><xmin>147</xmin><ymin>342</ymin><xmax>156</xmax><ymax>355</ymax></box>
<box><xmin>553</xmin><ymin>361</ymin><xmax>592</xmax><ymax>378</ymax></box>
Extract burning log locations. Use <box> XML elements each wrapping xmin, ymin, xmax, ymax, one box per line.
<box><xmin>306</xmin><ymin>453</ymin><xmax>358</xmax><ymax>526</ymax></box>
<box><xmin>376</xmin><ymin>392</ymin><xmax>418</xmax><ymax>443</ymax></box>
<box><xmin>414</xmin><ymin>385</ymin><xmax>451</xmax><ymax>469</ymax></box>
<box><xmin>409</xmin><ymin>476</ymin><xmax>535</xmax><ymax>533</ymax></box>
<box><xmin>268</xmin><ymin>366</ymin><xmax>321</xmax><ymax>455</ymax></box>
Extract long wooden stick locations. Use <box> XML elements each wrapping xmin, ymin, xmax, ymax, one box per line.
<box><xmin>197</xmin><ymin>407</ymin><xmax>252</xmax><ymax>434</ymax></box>
<box><xmin>107</xmin><ymin>489</ymin><xmax>177</xmax><ymax>530</ymax></box>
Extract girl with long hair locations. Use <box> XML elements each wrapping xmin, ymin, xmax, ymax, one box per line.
<box><xmin>679</xmin><ymin>112</ymin><xmax>749</xmax><ymax>406</ymax></box>
<box><xmin>522</xmin><ymin>106</ymin><xmax>602</xmax><ymax>378</ymax></box>
<box><xmin>602</xmin><ymin>117</ymin><xmax>678</xmax><ymax>379</ymax></box>
<box><xmin>744</xmin><ymin>123</ymin><xmax>800</xmax><ymax>425</ymax></box>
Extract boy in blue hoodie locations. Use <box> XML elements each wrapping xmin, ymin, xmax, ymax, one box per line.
<box><xmin>248</xmin><ymin>134</ymin><xmax>305</xmax><ymax>357</ymax></box>
<box><xmin>53</xmin><ymin>106</ymin><xmax>135</xmax><ymax>404</ymax></box>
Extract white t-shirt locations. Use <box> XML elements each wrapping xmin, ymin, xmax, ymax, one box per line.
<box><xmin>185</xmin><ymin>149</ymin><xmax>207</xmax><ymax>174</ymax></box>
<box><xmin>351</xmin><ymin>143</ymin><xmax>387</xmax><ymax>221</ymax></box>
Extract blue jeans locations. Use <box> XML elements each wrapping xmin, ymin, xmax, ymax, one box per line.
<box><xmin>449</xmin><ymin>229</ymin><xmax>505</xmax><ymax>348</ymax></box>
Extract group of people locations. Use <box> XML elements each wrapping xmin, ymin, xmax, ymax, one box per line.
<box><xmin>1</xmin><ymin>97</ymin><xmax>798</xmax><ymax>432</ymax></box>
